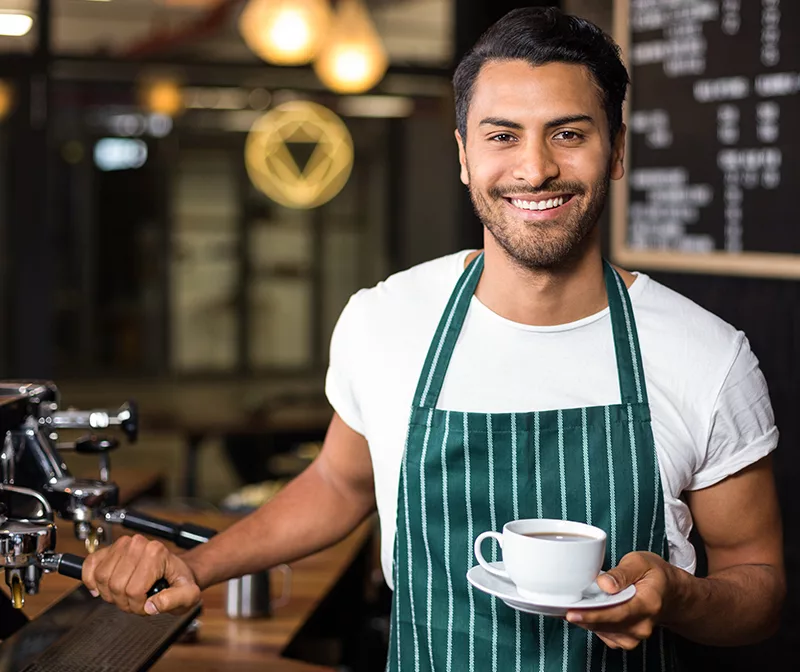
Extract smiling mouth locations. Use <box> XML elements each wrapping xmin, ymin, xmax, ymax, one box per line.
<box><xmin>505</xmin><ymin>195</ymin><xmax>575</xmax><ymax>212</ymax></box>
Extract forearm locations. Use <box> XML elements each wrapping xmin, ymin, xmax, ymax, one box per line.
<box><xmin>181</xmin><ymin>463</ymin><xmax>375</xmax><ymax>590</ymax></box>
<box><xmin>664</xmin><ymin>563</ymin><xmax>785</xmax><ymax>646</ymax></box>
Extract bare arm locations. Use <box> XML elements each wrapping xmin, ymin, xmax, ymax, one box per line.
<box><xmin>661</xmin><ymin>454</ymin><xmax>785</xmax><ymax>644</ymax></box>
<box><xmin>567</xmin><ymin>455</ymin><xmax>785</xmax><ymax>649</ymax></box>
<box><xmin>184</xmin><ymin>412</ymin><xmax>376</xmax><ymax>589</ymax></box>
<box><xmin>83</xmin><ymin>413</ymin><xmax>376</xmax><ymax>615</ymax></box>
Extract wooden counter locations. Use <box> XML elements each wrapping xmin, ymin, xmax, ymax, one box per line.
<box><xmin>7</xmin><ymin>473</ymin><xmax>378</xmax><ymax>671</ymax></box>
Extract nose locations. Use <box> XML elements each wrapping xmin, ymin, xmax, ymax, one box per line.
<box><xmin>511</xmin><ymin>138</ymin><xmax>560</xmax><ymax>188</ymax></box>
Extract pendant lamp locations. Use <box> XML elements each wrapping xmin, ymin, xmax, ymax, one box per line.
<box><xmin>313</xmin><ymin>0</ymin><xmax>388</xmax><ymax>94</ymax></box>
<box><xmin>239</xmin><ymin>0</ymin><xmax>331</xmax><ymax>66</ymax></box>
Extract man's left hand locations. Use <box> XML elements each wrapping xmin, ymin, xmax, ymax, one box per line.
<box><xmin>565</xmin><ymin>551</ymin><xmax>681</xmax><ymax>650</ymax></box>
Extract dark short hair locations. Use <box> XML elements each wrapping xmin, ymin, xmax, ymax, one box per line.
<box><xmin>453</xmin><ymin>7</ymin><xmax>630</xmax><ymax>144</ymax></box>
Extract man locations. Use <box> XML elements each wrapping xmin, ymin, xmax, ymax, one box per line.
<box><xmin>83</xmin><ymin>8</ymin><xmax>785</xmax><ymax>670</ymax></box>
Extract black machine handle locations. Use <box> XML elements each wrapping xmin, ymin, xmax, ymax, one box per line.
<box><xmin>119</xmin><ymin>509</ymin><xmax>217</xmax><ymax>550</ymax></box>
<box><xmin>74</xmin><ymin>435</ymin><xmax>119</xmax><ymax>453</ymax></box>
<box><xmin>57</xmin><ymin>553</ymin><xmax>169</xmax><ymax>598</ymax></box>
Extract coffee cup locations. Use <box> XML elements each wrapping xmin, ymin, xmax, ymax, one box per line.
<box><xmin>474</xmin><ymin>519</ymin><xmax>606</xmax><ymax>603</ymax></box>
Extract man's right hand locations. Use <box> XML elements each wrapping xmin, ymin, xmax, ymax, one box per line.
<box><xmin>82</xmin><ymin>534</ymin><xmax>202</xmax><ymax>616</ymax></box>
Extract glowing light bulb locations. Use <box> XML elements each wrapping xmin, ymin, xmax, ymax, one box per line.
<box><xmin>0</xmin><ymin>80</ymin><xmax>14</xmax><ymax>121</ymax></box>
<box><xmin>239</xmin><ymin>0</ymin><xmax>330</xmax><ymax>66</ymax></box>
<box><xmin>139</xmin><ymin>78</ymin><xmax>184</xmax><ymax>118</ymax></box>
<box><xmin>314</xmin><ymin>0</ymin><xmax>388</xmax><ymax>95</ymax></box>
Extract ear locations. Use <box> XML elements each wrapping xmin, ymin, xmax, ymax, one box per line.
<box><xmin>610</xmin><ymin>123</ymin><xmax>626</xmax><ymax>181</ymax></box>
<box><xmin>455</xmin><ymin>129</ymin><xmax>469</xmax><ymax>185</ymax></box>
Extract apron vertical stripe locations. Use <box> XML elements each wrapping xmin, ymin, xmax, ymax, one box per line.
<box><xmin>648</xmin><ymin>456</ymin><xmax>659</xmax><ymax>553</ymax></box>
<box><xmin>534</xmin><ymin>412</ymin><xmax>543</xmax><ymax>518</ymax></box>
<box><xmin>539</xmin><ymin>615</ymin><xmax>546</xmax><ymax>672</ymax></box>
<box><xmin>420</xmin><ymin>409</ymin><xmax>435</xmax><ymax>672</ymax></box>
<box><xmin>534</xmin><ymin>412</ymin><xmax>545</xmax><ymax>672</ymax></box>
<box><xmin>642</xmin><ymin>639</ymin><xmax>647</xmax><ymax>672</ymax></box>
<box><xmin>486</xmin><ymin>414</ymin><xmax>498</xmax><ymax>672</ymax></box>
<box><xmin>628</xmin><ymin>406</ymin><xmax>640</xmax><ymax>550</ymax></box>
<box><xmin>440</xmin><ymin>411</ymin><xmax>454</xmax><ymax>672</ymax></box>
<box><xmin>605</xmin><ymin>406</ymin><xmax>618</xmax><ymax>567</ymax></box>
<box><xmin>612</xmin><ymin>270</ymin><xmax>643</xmax><ymax>404</ymax></box>
<box><xmin>582</xmin><ymin>414</ymin><xmax>593</xmax><ymax>672</ymax></box>
<box><xmin>463</xmin><ymin>413</ymin><xmax>475</xmax><ymax>672</ymax></box>
<box><xmin>601</xmin><ymin>642</ymin><xmax>608</xmax><ymax>672</ymax></box>
<box><xmin>660</xmin><ymin>627</ymin><xmax>666</xmax><ymax>672</ymax></box>
<box><xmin>401</xmin><ymin>433</ymin><xmax>420</xmax><ymax>672</ymax></box>
<box><xmin>586</xmin><ymin>632</ymin><xmax>593</xmax><ymax>672</ymax></box>
<box><xmin>391</xmin><ymin>530</ymin><xmax>399</xmax><ymax>672</ymax></box>
<box><xmin>623</xmin><ymin>650</ymin><xmax>628</xmax><ymax>672</ymax></box>
<box><xmin>511</xmin><ymin>413</ymin><xmax>521</xmax><ymax>672</ymax></box>
<box><xmin>582</xmin><ymin>408</ymin><xmax>591</xmax><ymax>525</ymax></box>
<box><xmin>419</xmin><ymin>258</ymin><xmax>481</xmax><ymax>408</ymax></box>
<box><xmin>562</xmin><ymin>620</ymin><xmax>570</xmax><ymax>672</ymax></box>
<box><xmin>558</xmin><ymin>410</ymin><xmax>567</xmax><ymax>520</ymax></box>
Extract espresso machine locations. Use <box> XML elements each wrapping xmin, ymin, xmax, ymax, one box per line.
<box><xmin>0</xmin><ymin>382</ymin><xmax>213</xmax><ymax>671</ymax></box>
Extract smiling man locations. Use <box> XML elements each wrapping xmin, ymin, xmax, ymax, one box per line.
<box><xmin>83</xmin><ymin>8</ymin><xmax>784</xmax><ymax>672</ymax></box>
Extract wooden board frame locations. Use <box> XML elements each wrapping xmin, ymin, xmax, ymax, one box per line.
<box><xmin>610</xmin><ymin>0</ymin><xmax>800</xmax><ymax>279</ymax></box>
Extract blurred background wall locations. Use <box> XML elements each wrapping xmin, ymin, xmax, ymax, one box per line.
<box><xmin>0</xmin><ymin>1</ymin><xmax>796</xmax><ymax>669</ymax></box>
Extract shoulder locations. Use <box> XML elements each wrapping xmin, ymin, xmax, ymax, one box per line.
<box><xmin>344</xmin><ymin>250</ymin><xmax>473</xmax><ymax>327</ymax></box>
<box><xmin>632</xmin><ymin>273</ymin><xmax>745</xmax><ymax>364</ymax></box>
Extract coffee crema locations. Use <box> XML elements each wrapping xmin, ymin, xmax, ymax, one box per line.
<box><xmin>521</xmin><ymin>532</ymin><xmax>595</xmax><ymax>542</ymax></box>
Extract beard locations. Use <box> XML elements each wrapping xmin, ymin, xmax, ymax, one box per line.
<box><xmin>468</xmin><ymin>165</ymin><xmax>611</xmax><ymax>270</ymax></box>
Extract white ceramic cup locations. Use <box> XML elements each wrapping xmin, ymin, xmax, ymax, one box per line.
<box><xmin>474</xmin><ymin>519</ymin><xmax>607</xmax><ymax>603</ymax></box>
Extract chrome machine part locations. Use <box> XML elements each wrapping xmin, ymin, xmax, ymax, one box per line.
<box><xmin>44</xmin><ymin>401</ymin><xmax>138</xmax><ymax>443</ymax></box>
<box><xmin>0</xmin><ymin>518</ymin><xmax>57</xmax><ymax>569</ymax></box>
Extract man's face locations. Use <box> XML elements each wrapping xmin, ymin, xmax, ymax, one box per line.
<box><xmin>456</xmin><ymin>60</ymin><xmax>626</xmax><ymax>269</ymax></box>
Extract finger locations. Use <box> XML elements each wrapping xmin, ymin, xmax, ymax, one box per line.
<box><xmin>566</xmin><ymin>601</ymin><xmax>635</xmax><ymax>626</ymax></box>
<box><xmin>106</xmin><ymin>535</ymin><xmax>150</xmax><ymax>613</ymax></box>
<box><xmin>125</xmin><ymin>540</ymin><xmax>170</xmax><ymax>615</ymax></box>
<box><xmin>107</xmin><ymin>535</ymin><xmax>150</xmax><ymax>612</ymax></box>
<box><xmin>597</xmin><ymin>551</ymin><xmax>661</xmax><ymax>595</ymax></box>
<box><xmin>81</xmin><ymin>548</ymin><xmax>108</xmax><ymax>597</ymax></box>
<box><xmin>599</xmin><ymin>553</ymin><xmax>647</xmax><ymax>594</ymax></box>
<box><xmin>145</xmin><ymin>583</ymin><xmax>201</xmax><ymax>616</ymax></box>
<box><xmin>574</xmin><ymin>617</ymin><xmax>654</xmax><ymax>639</ymax></box>
<box><xmin>595</xmin><ymin>632</ymin><xmax>642</xmax><ymax>651</ymax></box>
<box><xmin>93</xmin><ymin>540</ymin><xmax>129</xmax><ymax>607</ymax></box>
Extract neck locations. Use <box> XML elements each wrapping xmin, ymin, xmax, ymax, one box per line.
<box><xmin>472</xmin><ymin>229</ymin><xmax>613</xmax><ymax>327</ymax></box>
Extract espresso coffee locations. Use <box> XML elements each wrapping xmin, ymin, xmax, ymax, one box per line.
<box><xmin>522</xmin><ymin>532</ymin><xmax>594</xmax><ymax>542</ymax></box>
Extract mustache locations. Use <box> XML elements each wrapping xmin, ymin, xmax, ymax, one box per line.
<box><xmin>487</xmin><ymin>181</ymin><xmax>586</xmax><ymax>200</ymax></box>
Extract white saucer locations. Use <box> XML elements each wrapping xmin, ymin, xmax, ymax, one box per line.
<box><xmin>466</xmin><ymin>562</ymin><xmax>636</xmax><ymax>617</ymax></box>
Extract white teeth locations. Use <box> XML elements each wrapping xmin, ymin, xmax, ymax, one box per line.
<box><xmin>511</xmin><ymin>196</ymin><xmax>566</xmax><ymax>211</ymax></box>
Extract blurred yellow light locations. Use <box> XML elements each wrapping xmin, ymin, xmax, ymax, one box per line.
<box><xmin>0</xmin><ymin>12</ymin><xmax>33</xmax><ymax>37</ymax></box>
<box><xmin>314</xmin><ymin>0</ymin><xmax>388</xmax><ymax>95</ymax></box>
<box><xmin>245</xmin><ymin>101</ymin><xmax>354</xmax><ymax>209</ymax></box>
<box><xmin>0</xmin><ymin>80</ymin><xmax>14</xmax><ymax>121</ymax></box>
<box><xmin>239</xmin><ymin>0</ymin><xmax>330</xmax><ymax>66</ymax></box>
<box><xmin>139</xmin><ymin>79</ymin><xmax>184</xmax><ymax>117</ymax></box>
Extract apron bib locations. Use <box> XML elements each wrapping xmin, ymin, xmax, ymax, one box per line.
<box><xmin>387</xmin><ymin>253</ymin><xmax>679</xmax><ymax>671</ymax></box>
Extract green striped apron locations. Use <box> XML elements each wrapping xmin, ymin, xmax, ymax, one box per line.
<box><xmin>387</xmin><ymin>253</ymin><xmax>679</xmax><ymax>671</ymax></box>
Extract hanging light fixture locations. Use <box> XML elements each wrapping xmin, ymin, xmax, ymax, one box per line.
<box><xmin>238</xmin><ymin>0</ymin><xmax>331</xmax><ymax>66</ymax></box>
<box><xmin>313</xmin><ymin>0</ymin><xmax>388</xmax><ymax>95</ymax></box>
<box><xmin>138</xmin><ymin>77</ymin><xmax>184</xmax><ymax>117</ymax></box>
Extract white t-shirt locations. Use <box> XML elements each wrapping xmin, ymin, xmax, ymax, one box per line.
<box><xmin>325</xmin><ymin>250</ymin><xmax>778</xmax><ymax>589</ymax></box>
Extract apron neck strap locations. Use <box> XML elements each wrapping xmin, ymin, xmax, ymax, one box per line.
<box><xmin>604</xmin><ymin>260</ymin><xmax>648</xmax><ymax>406</ymax></box>
<box><xmin>412</xmin><ymin>253</ymin><xmax>648</xmax><ymax>410</ymax></box>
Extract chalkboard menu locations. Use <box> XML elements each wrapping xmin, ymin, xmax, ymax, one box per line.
<box><xmin>611</xmin><ymin>0</ymin><xmax>800</xmax><ymax>277</ymax></box>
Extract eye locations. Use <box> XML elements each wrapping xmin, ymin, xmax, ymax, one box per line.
<box><xmin>554</xmin><ymin>130</ymin><xmax>584</xmax><ymax>143</ymax></box>
<box><xmin>489</xmin><ymin>133</ymin><xmax>517</xmax><ymax>143</ymax></box>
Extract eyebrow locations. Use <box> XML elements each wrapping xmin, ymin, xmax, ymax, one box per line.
<box><xmin>478</xmin><ymin>114</ymin><xmax>596</xmax><ymax>130</ymax></box>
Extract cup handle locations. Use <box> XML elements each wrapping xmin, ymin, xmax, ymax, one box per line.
<box><xmin>474</xmin><ymin>531</ymin><xmax>510</xmax><ymax>579</ymax></box>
